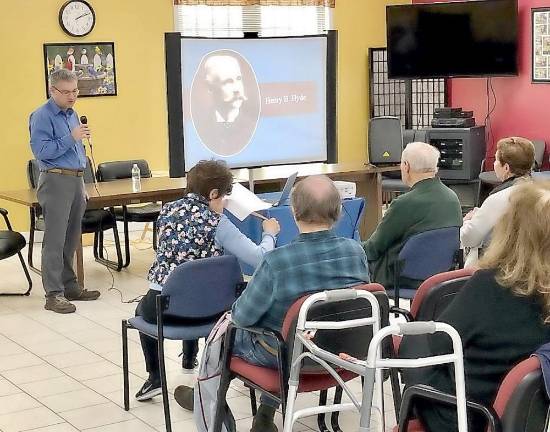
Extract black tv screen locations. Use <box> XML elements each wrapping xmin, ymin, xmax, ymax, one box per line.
<box><xmin>386</xmin><ymin>0</ymin><xmax>518</xmax><ymax>79</ymax></box>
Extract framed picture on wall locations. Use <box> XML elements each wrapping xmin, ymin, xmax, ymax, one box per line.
<box><xmin>43</xmin><ymin>42</ymin><xmax>117</xmax><ymax>97</ymax></box>
<box><xmin>532</xmin><ymin>8</ymin><xmax>550</xmax><ymax>83</ymax></box>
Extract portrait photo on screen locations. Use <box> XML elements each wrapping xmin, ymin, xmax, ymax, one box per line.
<box><xmin>190</xmin><ymin>50</ymin><xmax>261</xmax><ymax>157</ymax></box>
<box><xmin>180</xmin><ymin>36</ymin><xmax>329</xmax><ymax>171</ymax></box>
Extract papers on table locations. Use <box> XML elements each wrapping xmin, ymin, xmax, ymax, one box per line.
<box><xmin>224</xmin><ymin>183</ymin><xmax>272</xmax><ymax>221</ymax></box>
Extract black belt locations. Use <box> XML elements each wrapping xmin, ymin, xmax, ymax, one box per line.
<box><xmin>44</xmin><ymin>168</ymin><xmax>84</xmax><ymax>177</ymax></box>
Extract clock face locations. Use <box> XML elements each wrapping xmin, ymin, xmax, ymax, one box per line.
<box><xmin>59</xmin><ymin>1</ymin><xmax>95</xmax><ymax>37</ymax></box>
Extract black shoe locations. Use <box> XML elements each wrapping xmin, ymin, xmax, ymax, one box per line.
<box><xmin>65</xmin><ymin>289</ymin><xmax>101</xmax><ymax>301</ymax></box>
<box><xmin>135</xmin><ymin>378</ymin><xmax>161</xmax><ymax>401</ymax></box>
<box><xmin>251</xmin><ymin>404</ymin><xmax>278</xmax><ymax>432</ymax></box>
<box><xmin>181</xmin><ymin>357</ymin><xmax>198</xmax><ymax>374</ymax></box>
<box><xmin>174</xmin><ymin>385</ymin><xmax>194</xmax><ymax>411</ymax></box>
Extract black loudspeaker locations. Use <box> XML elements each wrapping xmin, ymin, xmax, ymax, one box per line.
<box><xmin>368</xmin><ymin>116</ymin><xmax>403</xmax><ymax>164</ymax></box>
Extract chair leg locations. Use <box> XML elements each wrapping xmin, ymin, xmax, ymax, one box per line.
<box><xmin>317</xmin><ymin>390</ymin><xmax>330</xmax><ymax>432</ymax></box>
<box><xmin>390</xmin><ymin>368</ymin><xmax>402</xmax><ymax>423</ymax></box>
<box><xmin>122</xmin><ymin>320</ymin><xmax>130</xmax><ymax>411</ymax></box>
<box><xmin>157</xmin><ymin>336</ymin><xmax>171</xmax><ymax>432</ymax></box>
<box><xmin>330</xmin><ymin>386</ymin><xmax>343</xmax><ymax>432</ymax></box>
<box><xmin>94</xmin><ymin>222</ymin><xmax>122</xmax><ymax>272</ymax></box>
<box><xmin>93</xmin><ymin>232</ymin><xmax>100</xmax><ymax>260</ymax></box>
<box><xmin>27</xmin><ymin>209</ymin><xmax>40</xmax><ymax>274</ymax></box>
<box><xmin>18</xmin><ymin>251</ymin><xmax>32</xmax><ymax>296</ymax></box>
<box><xmin>112</xmin><ymin>223</ymin><xmax>123</xmax><ymax>271</ymax></box>
<box><xmin>249</xmin><ymin>386</ymin><xmax>257</xmax><ymax>416</ymax></box>
<box><xmin>1</xmin><ymin>250</ymin><xmax>34</xmax><ymax>296</ymax></box>
<box><xmin>122</xmin><ymin>208</ymin><xmax>131</xmax><ymax>268</ymax></box>
<box><xmin>152</xmin><ymin>220</ymin><xmax>158</xmax><ymax>251</ymax></box>
<box><xmin>212</xmin><ymin>365</ymin><xmax>233</xmax><ymax>432</ymax></box>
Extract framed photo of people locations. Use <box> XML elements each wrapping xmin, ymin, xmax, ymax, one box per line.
<box><xmin>532</xmin><ymin>8</ymin><xmax>550</xmax><ymax>83</ymax></box>
<box><xmin>43</xmin><ymin>42</ymin><xmax>118</xmax><ymax>97</ymax></box>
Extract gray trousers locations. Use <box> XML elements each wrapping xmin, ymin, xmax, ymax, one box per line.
<box><xmin>37</xmin><ymin>172</ymin><xmax>86</xmax><ymax>298</ymax></box>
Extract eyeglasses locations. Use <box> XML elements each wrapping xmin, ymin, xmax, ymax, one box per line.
<box><xmin>52</xmin><ymin>86</ymin><xmax>79</xmax><ymax>96</ymax></box>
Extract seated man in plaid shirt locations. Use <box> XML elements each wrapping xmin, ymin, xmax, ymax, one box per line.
<box><xmin>231</xmin><ymin>174</ymin><xmax>370</xmax><ymax>431</ymax></box>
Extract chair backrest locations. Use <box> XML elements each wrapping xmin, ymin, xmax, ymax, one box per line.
<box><xmin>282</xmin><ymin>284</ymin><xmax>390</xmax><ymax>373</ymax></box>
<box><xmin>398</xmin><ymin>227</ymin><xmax>460</xmax><ymax>282</ymax></box>
<box><xmin>532</xmin><ymin>140</ymin><xmax>546</xmax><ymax>171</ymax></box>
<box><xmin>410</xmin><ymin>268</ymin><xmax>475</xmax><ymax>320</ymax></box>
<box><xmin>494</xmin><ymin>356</ymin><xmax>548</xmax><ymax>432</ymax></box>
<box><xmin>161</xmin><ymin>255</ymin><xmax>243</xmax><ymax>320</ymax></box>
<box><xmin>96</xmin><ymin>159</ymin><xmax>152</xmax><ymax>182</ymax></box>
<box><xmin>27</xmin><ymin>158</ymin><xmax>95</xmax><ymax>188</ymax></box>
<box><xmin>368</xmin><ymin>116</ymin><xmax>403</xmax><ymax>164</ymax></box>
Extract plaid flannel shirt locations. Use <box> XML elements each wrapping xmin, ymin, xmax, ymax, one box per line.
<box><xmin>231</xmin><ymin>230</ymin><xmax>370</xmax><ymax>333</ymax></box>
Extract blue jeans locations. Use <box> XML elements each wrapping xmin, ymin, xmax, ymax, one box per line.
<box><xmin>232</xmin><ymin>329</ymin><xmax>280</xmax><ymax>408</ymax></box>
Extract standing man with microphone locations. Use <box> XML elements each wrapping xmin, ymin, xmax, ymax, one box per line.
<box><xmin>29</xmin><ymin>68</ymin><xmax>100</xmax><ymax>314</ymax></box>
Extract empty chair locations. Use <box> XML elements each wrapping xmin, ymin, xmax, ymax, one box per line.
<box><xmin>0</xmin><ymin>208</ymin><xmax>32</xmax><ymax>295</ymax></box>
<box><xmin>96</xmin><ymin>159</ymin><xmax>161</xmax><ymax>268</ymax></box>
<box><xmin>389</xmin><ymin>227</ymin><xmax>460</xmax><ymax>309</ymax></box>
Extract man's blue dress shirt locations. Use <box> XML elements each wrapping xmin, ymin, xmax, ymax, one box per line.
<box><xmin>29</xmin><ymin>98</ymin><xmax>86</xmax><ymax>171</ymax></box>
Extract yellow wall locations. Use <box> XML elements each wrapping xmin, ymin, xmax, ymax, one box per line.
<box><xmin>0</xmin><ymin>0</ymin><xmax>406</xmax><ymax>230</ymax></box>
<box><xmin>0</xmin><ymin>0</ymin><xmax>173</xmax><ymax>230</ymax></box>
<box><xmin>334</xmin><ymin>0</ymin><xmax>410</xmax><ymax>163</ymax></box>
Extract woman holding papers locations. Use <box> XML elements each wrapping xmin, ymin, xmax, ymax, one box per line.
<box><xmin>135</xmin><ymin>160</ymin><xmax>280</xmax><ymax>402</ymax></box>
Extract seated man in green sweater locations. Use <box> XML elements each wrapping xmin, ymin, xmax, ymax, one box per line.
<box><xmin>363</xmin><ymin>142</ymin><xmax>462</xmax><ymax>290</ymax></box>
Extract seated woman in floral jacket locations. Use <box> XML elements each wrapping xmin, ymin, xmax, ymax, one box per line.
<box><xmin>135</xmin><ymin>160</ymin><xmax>280</xmax><ymax>401</ymax></box>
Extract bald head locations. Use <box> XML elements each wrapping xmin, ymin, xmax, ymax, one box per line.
<box><xmin>291</xmin><ymin>175</ymin><xmax>341</xmax><ymax>228</ymax></box>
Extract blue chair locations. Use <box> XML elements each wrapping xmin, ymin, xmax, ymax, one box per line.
<box><xmin>390</xmin><ymin>227</ymin><xmax>460</xmax><ymax>309</ymax></box>
<box><xmin>227</xmin><ymin>198</ymin><xmax>365</xmax><ymax>275</ymax></box>
<box><xmin>121</xmin><ymin>255</ymin><xmax>243</xmax><ymax>432</ymax></box>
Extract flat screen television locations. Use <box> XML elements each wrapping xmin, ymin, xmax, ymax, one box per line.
<box><xmin>165</xmin><ymin>32</ymin><xmax>337</xmax><ymax>176</ymax></box>
<box><xmin>386</xmin><ymin>0</ymin><xmax>518</xmax><ymax>79</ymax></box>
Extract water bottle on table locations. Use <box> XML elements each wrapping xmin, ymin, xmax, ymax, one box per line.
<box><xmin>132</xmin><ymin>163</ymin><xmax>141</xmax><ymax>192</ymax></box>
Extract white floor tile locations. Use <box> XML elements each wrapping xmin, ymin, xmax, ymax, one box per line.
<box><xmin>0</xmin><ymin>406</ymin><xmax>65</xmax><ymax>432</ymax></box>
<box><xmin>39</xmin><ymin>388</ymin><xmax>108</xmax><ymax>413</ymax></box>
<box><xmin>63</xmin><ymin>360</ymin><xmax>122</xmax><ymax>381</ymax></box>
<box><xmin>2</xmin><ymin>363</ymin><xmax>65</xmax><ymax>384</ymax></box>
<box><xmin>0</xmin><ymin>392</ymin><xmax>41</xmax><ymax>415</ymax></box>
<box><xmin>0</xmin><ymin>379</ymin><xmax>21</xmax><ymax>397</ymax></box>
<box><xmin>58</xmin><ymin>402</ymin><xmax>134</xmax><ymax>430</ymax></box>
<box><xmin>84</xmin><ymin>418</ymin><xmax>156</xmax><ymax>432</ymax></box>
<box><xmin>0</xmin><ymin>352</ymin><xmax>44</xmax><ymax>372</ymax></box>
<box><xmin>19</xmin><ymin>376</ymin><xmax>85</xmax><ymax>399</ymax></box>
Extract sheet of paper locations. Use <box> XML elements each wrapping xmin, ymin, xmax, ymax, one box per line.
<box><xmin>224</xmin><ymin>183</ymin><xmax>272</xmax><ymax>221</ymax></box>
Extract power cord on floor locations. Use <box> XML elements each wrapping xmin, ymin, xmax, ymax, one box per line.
<box><xmin>100</xmin><ymin>242</ymin><xmax>143</xmax><ymax>304</ymax></box>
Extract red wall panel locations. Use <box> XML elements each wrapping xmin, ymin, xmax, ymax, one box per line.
<box><xmin>410</xmin><ymin>0</ymin><xmax>550</xmax><ymax>169</ymax></box>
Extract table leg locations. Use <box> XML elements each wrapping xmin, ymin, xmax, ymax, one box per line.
<box><xmin>357</xmin><ymin>172</ymin><xmax>383</xmax><ymax>240</ymax></box>
<box><xmin>76</xmin><ymin>236</ymin><xmax>84</xmax><ymax>289</ymax></box>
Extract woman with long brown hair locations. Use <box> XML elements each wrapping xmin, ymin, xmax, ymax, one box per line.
<box><xmin>404</xmin><ymin>181</ymin><xmax>550</xmax><ymax>432</ymax></box>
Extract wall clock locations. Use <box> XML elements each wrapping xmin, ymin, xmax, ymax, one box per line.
<box><xmin>59</xmin><ymin>0</ymin><xmax>96</xmax><ymax>37</ymax></box>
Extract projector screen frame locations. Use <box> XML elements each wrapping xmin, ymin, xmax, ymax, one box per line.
<box><xmin>165</xmin><ymin>31</ymin><xmax>338</xmax><ymax>178</ymax></box>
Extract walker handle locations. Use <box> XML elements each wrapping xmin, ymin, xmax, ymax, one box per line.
<box><xmin>398</xmin><ymin>321</ymin><xmax>437</xmax><ymax>335</ymax></box>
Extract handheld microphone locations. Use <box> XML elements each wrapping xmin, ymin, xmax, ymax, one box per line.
<box><xmin>79</xmin><ymin>115</ymin><xmax>92</xmax><ymax>147</ymax></box>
